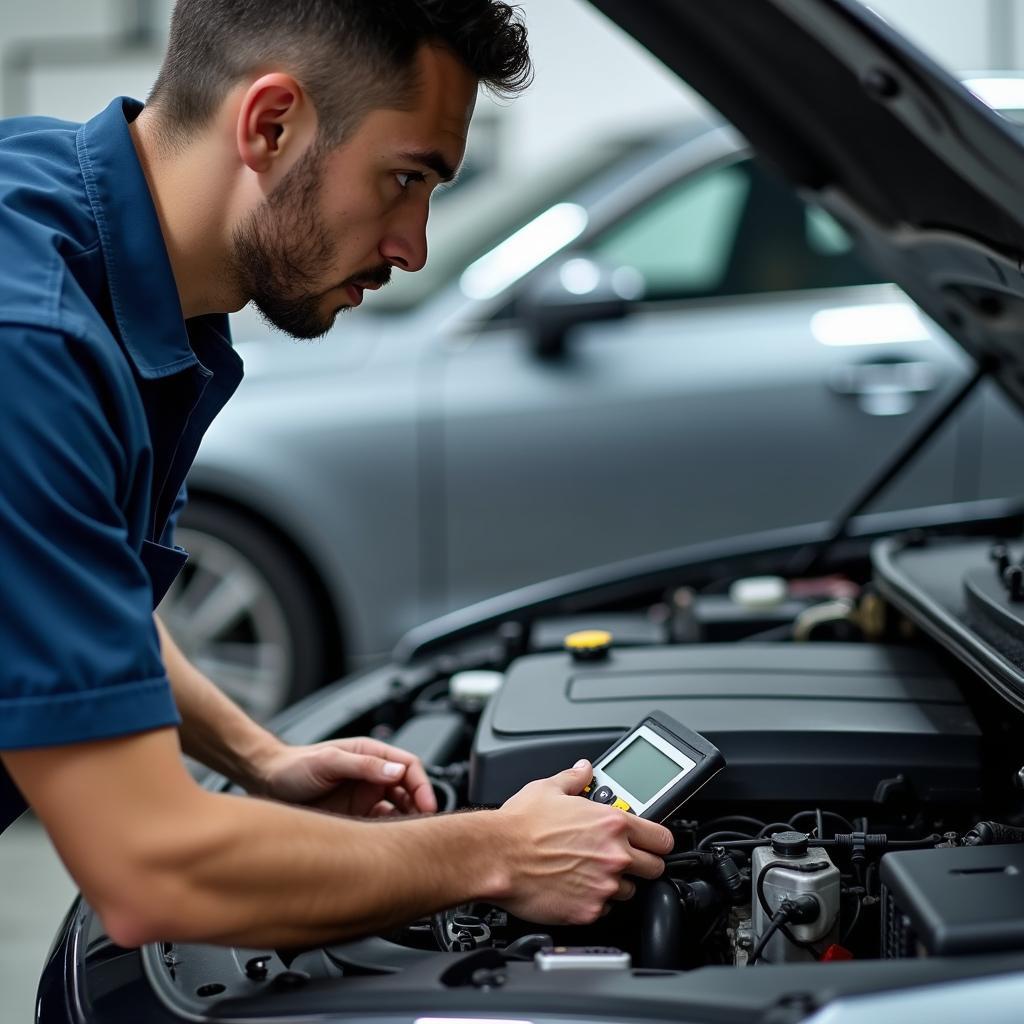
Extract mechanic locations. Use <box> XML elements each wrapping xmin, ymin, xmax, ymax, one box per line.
<box><xmin>0</xmin><ymin>0</ymin><xmax>672</xmax><ymax>949</ymax></box>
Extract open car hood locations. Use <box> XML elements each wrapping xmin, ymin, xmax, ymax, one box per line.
<box><xmin>590</xmin><ymin>0</ymin><xmax>1024</xmax><ymax>409</ymax></box>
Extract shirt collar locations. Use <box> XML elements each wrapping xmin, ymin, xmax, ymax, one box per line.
<box><xmin>78</xmin><ymin>97</ymin><xmax>231</xmax><ymax>379</ymax></box>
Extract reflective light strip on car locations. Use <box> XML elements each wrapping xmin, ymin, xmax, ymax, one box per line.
<box><xmin>460</xmin><ymin>202</ymin><xmax>589</xmax><ymax>300</ymax></box>
<box><xmin>810</xmin><ymin>302</ymin><xmax>931</xmax><ymax>347</ymax></box>
<box><xmin>417</xmin><ymin>1019</ymin><xmax>535</xmax><ymax>1024</ymax></box>
<box><xmin>963</xmin><ymin>76</ymin><xmax>1024</xmax><ymax>118</ymax></box>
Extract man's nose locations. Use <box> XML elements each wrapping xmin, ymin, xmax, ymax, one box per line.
<box><xmin>379</xmin><ymin>203</ymin><xmax>429</xmax><ymax>274</ymax></box>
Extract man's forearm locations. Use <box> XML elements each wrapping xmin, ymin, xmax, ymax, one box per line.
<box><xmin>116</xmin><ymin>788</ymin><xmax>509</xmax><ymax>948</ymax></box>
<box><xmin>3</xmin><ymin>728</ymin><xmax>509</xmax><ymax>949</ymax></box>
<box><xmin>154</xmin><ymin>615</ymin><xmax>279</xmax><ymax>792</ymax></box>
<box><xmin>7</xmin><ymin>728</ymin><xmax>671</xmax><ymax>949</ymax></box>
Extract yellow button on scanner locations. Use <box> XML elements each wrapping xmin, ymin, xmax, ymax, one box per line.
<box><xmin>564</xmin><ymin>629</ymin><xmax>613</xmax><ymax>661</ymax></box>
<box><xmin>612</xmin><ymin>798</ymin><xmax>633</xmax><ymax>813</ymax></box>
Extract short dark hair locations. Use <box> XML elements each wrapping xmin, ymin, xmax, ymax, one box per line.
<box><xmin>148</xmin><ymin>0</ymin><xmax>531</xmax><ymax>145</ymax></box>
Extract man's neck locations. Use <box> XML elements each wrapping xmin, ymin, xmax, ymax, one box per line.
<box><xmin>128</xmin><ymin>109</ymin><xmax>245</xmax><ymax>321</ymax></box>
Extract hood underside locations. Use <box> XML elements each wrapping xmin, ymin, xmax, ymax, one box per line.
<box><xmin>590</xmin><ymin>0</ymin><xmax>1024</xmax><ymax>408</ymax></box>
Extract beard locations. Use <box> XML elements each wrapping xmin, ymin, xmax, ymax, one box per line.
<box><xmin>229</xmin><ymin>145</ymin><xmax>391</xmax><ymax>340</ymax></box>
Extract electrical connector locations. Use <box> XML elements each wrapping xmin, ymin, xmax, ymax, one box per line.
<box><xmin>779</xmin><ymin>894</ymin><xmax>820</xmax><ymax>925</ymax></box>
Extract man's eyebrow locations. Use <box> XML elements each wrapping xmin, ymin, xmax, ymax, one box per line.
<box><xmin>399</xmin><ymin>149</ymin><xmax>459</xmax><ymax>184</ymax></box>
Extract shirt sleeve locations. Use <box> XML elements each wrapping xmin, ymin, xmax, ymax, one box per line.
<box><xmin>0</xmin><ymin>326</ymin><xmax>180</xmax><ymax>750</ymax></box>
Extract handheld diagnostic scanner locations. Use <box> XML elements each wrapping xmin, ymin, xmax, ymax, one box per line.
<box><xmin>581</xmin><ymin>710</ymin><xmax>725</xmax><ymax>821</ymax></box>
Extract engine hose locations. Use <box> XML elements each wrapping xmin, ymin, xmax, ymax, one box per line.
<box><xmin>788</xmin><ymin>810</ymin><xmax>855</xmax><ymax>836</ymax></box>
<box><xmin>683</xmin><ymin>832</ymin><xmax>942</xmax><ymax>854</ymax></box>
<box><xmin>430</xmin><ymin>777</ymin><xmax>458</xmax><ymax>813</ymax></box>
<box><xmin>964</xmin><ymin>821</ymin><xmax>1024</xmax><ymax>846</ymax></box>
<box><xmin>638</xmin><ymin>878</ymin><xmax>686</xmax><ymax>970</ymax></box>
<box><xmin>748</xmin><ymin>909</ymin><xmax>789</xmax><ymax>966</ymax></box>
<box><xmin>431</xmin><ymin>912</ymin><xmax>453</xmax><ymax>952</ymax></box>
<box><xmin>697</xmin><ymin>830</ymin><xmax>757</xmax><ymax>850</ymax></box>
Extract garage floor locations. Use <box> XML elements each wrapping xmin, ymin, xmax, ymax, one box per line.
<box><xmin>0</xmin><ymin>813</ymin><xmax>77</xmax><ymax>1022</ymax></box>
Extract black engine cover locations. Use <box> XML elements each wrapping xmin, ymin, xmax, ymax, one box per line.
<box><xmin>469</xmin><ymin>643</ymin><xmax>981</xmax><ymax>806</ymax></box>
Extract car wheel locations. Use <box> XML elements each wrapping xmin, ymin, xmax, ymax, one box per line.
<box><xmin>157</xmin><ymin>500</ymin><xmax>330</xmax><ymax>720</ymax></box>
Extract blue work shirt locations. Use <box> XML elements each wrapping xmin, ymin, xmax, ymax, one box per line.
<box><xmin>0</xmin><ymin>98</ymin><xmax>243</xmax><ymax>833</ymax></box>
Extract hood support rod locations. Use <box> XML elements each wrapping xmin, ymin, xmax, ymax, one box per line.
<box><xmin>791</xmin><ymin>359</ymin><xmax>991</xmax><ymax>577</ymax></box>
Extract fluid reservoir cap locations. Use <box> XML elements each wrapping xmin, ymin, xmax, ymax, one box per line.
<box><xmin>729</xmin><ymin>575</ymin><xmax>788</xmax><ymax>609</ymax></box>
<box><xmin>564</xmin><ymin>629</ymin><xmax>613</xmax><ymax>660</ymax></box>
<box><xmin>450</xmin><ymin>670</ymin><xmax>504</xmax><ymax>705</ymax></box>
<box><xmin>770</xmin><ymin>831</ymin><xmax>810</xmax><ymax>858</ymax></box>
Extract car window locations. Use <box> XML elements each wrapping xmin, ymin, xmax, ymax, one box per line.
<box><xmin>589</xmin><ymin>158</ymin><xmax>885</xmax><ymax>302</ymax></box>
<box><xmin>591</xmin><ymin>163</ymin><xmax>751</xmax><ymax>296</ymax></box>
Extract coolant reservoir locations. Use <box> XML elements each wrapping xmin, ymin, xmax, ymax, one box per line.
<box><xmin>729</xmin><ymin>576</ymin><xmax>787</xmax><ymax>609</ymax></box>
<box><xmin>750</xmin><ymin>831</ymin><xmax>840</xmax><ymax>963</ymax></box>
<box><xmin>450</xmin><ymin>670</ymin><xmax>504</xmax><ymax>710</ymax></box>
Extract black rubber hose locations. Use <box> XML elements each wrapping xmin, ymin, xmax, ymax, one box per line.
<box><xmin>683</xmin><ymin>833</ymin><xmax>943</xmax><ymax>854</ymax></box>
<box><xmin>697</xmin><ymin>830</ymin><xmax>756</xmax><ymax>850</ymax></box>
<box><xmin>638</xmin><ymin>878</ymin><xmax>686</xmax><ymax>970</ymax></box>
<box><xmin>697</xmin><ymin>816</ymin><xmax>767</xmax><ymax>836</ymax></box>
<box><xmin>748</xmin><ymin>909</ymin><xmax>789</xmax><ymax>966</ymax></box>
<box><xmin>789</xmin><ymin>810</ymin><xmax>855</xmax><ymax>835</ymax></box>
<box><xmin>756</xmin><ymin>822</ymin><xmax>794</xmax><ymax>838</ymax></box>
<box><xmin>840</xmin><ymin>893</ymin><xmax>863</xmax><ymax>945</ymax></box>
<box><xmin>430</xmin><ymin>777</ymin><xmax>458</xmax><ymax>813</ymax></box>
<box><xmin>964</xmin><ymin>821</ymin><xmax>1024</xmax><ymax>846</ymax></box>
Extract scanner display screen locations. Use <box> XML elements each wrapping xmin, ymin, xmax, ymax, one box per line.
<box><xmin>602</xmin><ymin>736</ymin><xmax>688</xmax><ymax>803</ymax></box>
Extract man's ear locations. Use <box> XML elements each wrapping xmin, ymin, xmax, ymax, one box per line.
<box><xmin>236</xmin><ymin>72</ymin><xmax>317</xmax><ymax>175</ymax></box>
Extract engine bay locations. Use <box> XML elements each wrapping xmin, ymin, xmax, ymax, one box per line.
<box><xmin>143</xmin><ymin>527</ymin><xmax>1024</xmax><ymax>1020</ymax></box>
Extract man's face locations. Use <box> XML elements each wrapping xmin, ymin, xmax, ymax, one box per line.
<box><xmin>231</xmin><ymin>45</ymin><xmax>477</xmax><ymax>339</ymax></box>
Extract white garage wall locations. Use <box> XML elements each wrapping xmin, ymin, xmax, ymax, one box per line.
<box><xmin>0</xmin><ymin>0</ymin><xmax>122</xmax><ymax>45</ymax></box>
<box><xmin>475</xmin><ymin>0</ymin><xmax>704</xmax><ymax>171</ymax></box>
<box><xmin>0</xmin><ymin>0</ymin><xmax>1020</xmax><ymax>173</ymax></box>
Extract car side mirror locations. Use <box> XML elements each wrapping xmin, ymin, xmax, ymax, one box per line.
<box><xmin>519</xmin><ymin>255</ymin><xmax>645</xmax><ymax>357</ymax></box>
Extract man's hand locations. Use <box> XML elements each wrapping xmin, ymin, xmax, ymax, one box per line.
<box><xmin>491</xmin><ymin>759</ymin><xmax>674</xmax><ymax>925</ymax></box>
<box><xmin>154</xmin><ymin>619</ymin><xmax>437</xmax><ymax>818</ymax></box>
<box><xmin>254</xmin><ymin>737</ymin><xmax>438</xmax><ymax>817</ymax></box>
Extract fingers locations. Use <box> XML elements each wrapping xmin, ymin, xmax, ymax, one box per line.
<box><xmin>317</xmin><ymin>749</ymin><xmax>404</xmax><ymax>789</ymax></box>
<box><xmin>387</xmin><ymin>785</ymin><xmax>417</xmax><ymax>815</ymax></box>
<box><xmin>547</xmin><ymin>759</ymin><xmax>593</xmax><ymax>795</ymax></box>
<box><xmin>612</xmin><ymin>878</ymin><xmax>636</xmax><ymax>902</ymax></box>
<box><xmin>407</xmin><ymin>776</ymin><xmax>438</xmax><ymax>814</ymax></box>
<box><xmin>369</xmin><ymin>800</ymin><xmax>398</xmax><ymax>818</ymax></box>
<box><xmin>624</xmin><ymin>815</ymin><xmax>674</xmax><ymax>856</ymax></box>
<box><xmin>337</xmin><ymin>739</ymin><xmax>437</xmax><ymax>814</ymax></box>
<box><xmin>627</xmin><ymin>847</ymin><xmax>667</xmax><ymax>880</ymax></box>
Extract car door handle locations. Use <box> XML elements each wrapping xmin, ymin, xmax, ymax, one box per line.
<box><xmin>828</xmin><ymin>359</ymin><xmax>937</xmax><ymax>416</ymax></box>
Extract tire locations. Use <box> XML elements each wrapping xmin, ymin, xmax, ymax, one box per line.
<box><xmin>157</xmin><ymin>499</ymin><xmax>330</xmax><ymax>720</ymax></box>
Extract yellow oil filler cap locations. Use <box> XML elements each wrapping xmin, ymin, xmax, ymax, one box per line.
<box><xmin>564</xmin><ymin>629</ymin><xmax>613</xmax><ymax>661</ymax></box>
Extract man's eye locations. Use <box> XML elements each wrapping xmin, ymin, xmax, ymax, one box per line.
<box><xmin>395</xmin><ymin>171</ymin><xmax>426</xmax><ymax>190</ymax></box>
